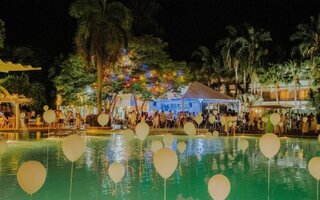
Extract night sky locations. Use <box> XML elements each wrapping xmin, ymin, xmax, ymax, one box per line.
<box><xmin>1</xmin><ymin>0</ymin><xmax>319</xmax><ymax>61</ymax></box>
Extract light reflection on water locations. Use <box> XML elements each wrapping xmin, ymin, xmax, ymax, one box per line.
<box><xmin>0</xmin><ymin>132</ymin><xmax>319</xmax><ymax>200</ymax></box>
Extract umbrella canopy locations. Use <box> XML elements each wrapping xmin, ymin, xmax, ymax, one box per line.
<box><xmin>0</xmin><ymin>59</ymin><xmax>41</xmax><ymax>73</ymax></box>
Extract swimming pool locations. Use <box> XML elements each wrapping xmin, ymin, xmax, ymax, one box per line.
<box><xmin>0</xmin><ymin>132</ymin><xmax>319</xmax><ymax>200</ymax></box>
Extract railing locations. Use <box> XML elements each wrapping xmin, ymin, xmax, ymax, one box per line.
<box><xmin>262</xmin><ymin>97</ymin><xmax>307</xmax><ymax>101</ymax></box>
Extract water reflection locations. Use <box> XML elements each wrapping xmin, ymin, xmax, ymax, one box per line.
<box><xmin>0</xmin><ymin>133</ymin><xmax>319</xmax><ymax>199</ymax></box>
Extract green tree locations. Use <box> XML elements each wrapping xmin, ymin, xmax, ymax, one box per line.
<box><xmin>54</xmin><ymin>54</ymin><xmax>95</xmax><ymax>106</ymax></box>
<box><xmin>70</xmin><ymin>0</ymin><xmax>132</xmax><ymax>113</ymax></box>
<box><xmin>235</xmin><ymin>24</ymin><xmax>272</xmax><ymax>93</ymax></box>
<box><xmin>291</xmin><ymin>13</ymin><xmax>320</xmax><ymax>62</ymax></box>
<box><xmin>191</xmin><ymin>46</ymin><xmax>232</xmax><ymax>93</ymax></box>
<box><xmin>2</xmin><ymin>74</ymin><xmax>46</xmax><ymax>113</ymax></box>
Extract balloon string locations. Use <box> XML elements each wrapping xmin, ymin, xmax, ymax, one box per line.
<box><xmin>30</xmin><ymin>193</ymin><xmax>33</xmax><ymax>200</ymax></box>
<box><xmin>46</xmin><ymin>125</ymin><xmax>50</xmax><ymax>171</ymax></box>
<box><xmin>164</xmin><ymin>178</ymin><xmax>167</xmax><ymax>200</ymax></box>
<box><xmin>69</xmin><ymin>162</ymin><xmax>74</xmax><ymax>200</ymax></box>
<box><xmin>317</xmin><ymin>179</ymin><xmax>319</xmax><ymax>200</ymax></box>
<box><xmin>268</xmin><ymin>159</ymin><xmax>271</xmax><ymax>200</ymax></box>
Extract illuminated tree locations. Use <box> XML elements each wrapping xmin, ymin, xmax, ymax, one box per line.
<box><xmin>70</xmin><ymin>0</ymin><xmax>132</xmax><ymax>113</ymax></box>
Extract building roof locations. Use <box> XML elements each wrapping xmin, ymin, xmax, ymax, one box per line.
<box><xmin>182</xmin><ymin>82</ymin><xmax>233</xmax><ymax>100</ymax></box>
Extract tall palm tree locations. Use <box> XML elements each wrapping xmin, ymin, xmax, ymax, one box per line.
<box><xmin>0</xmin><ymin>19</ymin><xmax>5</xmax><ymax>49</ymax></box>
<box><xmin>283</xmin><ymin>60</ymin><xmax>304</xmax><ymax>108</ymax></box>
<box><xmin>290</xmin><ymin>13</ymin><xmax>320</xmax><ymax>62</ymax></box>
<box><xmin>70</xmin><ymin>0</ymin><xmax>132</xmax><ymax>113</ymax></box>
<box><xmin>235</xmin><ymin>24</ymin><xmax>272</xmax><ymax>93</ymax></box>
<box><xmin>216</xmin><ymin>26</ymin><xmax>241</xmax><ymax>96</ymax></box>
<box><xmin>258</xmin><ymin>64</ymin><xmax>283</xmax><ymax>103</ymax></box>
<box><xmin>192</xmin><ymin>46</ymin><xmax>232</xmax><ymax>93</ymax></box>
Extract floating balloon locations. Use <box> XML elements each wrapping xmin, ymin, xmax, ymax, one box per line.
<box><xmin>43</xmin><ymin>110</ymin><xmax>56</xmax><ymax>124</ymax></box>
<box><xmin>259</xmin><ymin>133</ymin><xmax>280</xmax><ymax>159</ymax></box>
<box><xmin>62</xmin><ymin>135</ymin><xmax>86</xmax><ymax>162</ymax></box>
<box><xmin>195</xmin><ymin>115</ymin><xmax>203</xmax><ymax>125</ymax></box>
<box><xmin>20</xmin><ymin>112</ymin><xmax>26</xmax><ymax>118</ymax></box>
<box><xmin>239</xmin><ymin>139</ymin><xmax>249</xmax><ymax>151</ymax></box>
<box><xmin>177</xmin><ymin>142</ymin><xmax>187</xmax><ymax>154</ymax></box>
<box><xmin>209</xmin><ymin>115</ymin><xmax>216</xmax><ymax>124</ymax></box>
<box><xmin>205</xmin><ymin>132</ymin><xmax>212</xmax><ymax>138</ymax></box>
<box><xmin>262</xmin><ymin>117</ymin><xmax>268</xmax><ymax>123</ymax></box>
<box><xmin>151</xmin><ymin>141</ymin><xmax>163</xmax><ymax>153</ymax></box>
<box><xmin>43</xmin><ymin>105</ymin><xmax>49</xmax><ymax>111</ymax></box>
<box><xmin>183</xmin><ymin>122</ymin><xmax>196</xmax><ymax>136</ymax></box>
<box><xmin>153</xmin><ymin>148</ymin><xmax>178</xmax><ymax>179</ymax></box>
<box><xmin>0</xmin><ymin>141</ymin><xmax>7</xmax><ymax>154</ymax></box>
<box><xmin>212</xmin><ymin>131</ymin><xmax>219</xmax><ymax>138</ymax></box>
<box><xmin>108</xmin><ymin>162</ymin><xmax>125</xmax><ymax>183</ymax></box>
<box><xmin>123</xmin><ymin>129</ymin><xmax>135</xmax><ymax>141</ymax></box>
<box><xmin>97</xmin><ymin>113</ymin><xmax>109</xmax><ymax>127</ymax></box>
<box><xmin>163</xmin><ymin>134</ymin><xmax>174</xmax><ymax>146</ymax></box>
<box><xmin>303</xmin><ymin>117</ymin><xmax>308</xmax><ymax>123</ymax></box>
<box><xmin>135</xmin><ymin>122</ymin><xmax>150</xmax><ymax>141</ymax></box>
<box><xmin>270</xmin><ymin>113</ymin><xmax>280</xmax><ymax>126</ymax></box>
<box><xmin>17</xmin><ymin>161</ymin><xmax>47</xmax><ymax>195</ymax></box>
<box><xmin>213</xmin><ymin>110</ymin><xmax>218</xmax><ymax>115</ymax></box>
<box><xmin>308</xmin><ymin>157</ymin><xmax>320</xmax><ymax>180</ymax></box>
<box><xmin>208</xmin><ymin>174</ymin><xmax>231</xmax><ymax>200</ymax></box>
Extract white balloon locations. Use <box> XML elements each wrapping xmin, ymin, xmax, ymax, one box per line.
<box><xmin>151</xmin><ymin>141</ymin><xmax>163</xmax><ymax>153</ymax></box>
<box><xmin>123</xmin><ymin>129</ymin><xmax>135</xmax><ymax>141</ymax></box>
<box><xmin>177</xmin><ymin>142</ymin><xmax>187</xmax><ymax>154</ymax></box>
<box><xmin>43</xmin><ymin>110</ymin><xmax>56</xmax><ymax>124</ymax></box>
<box><xmin>17</xmin><ymin>161</ymin><xmax>47</xmax><ymax>195</ymax></box>
<box><xmin>43</xmin><ymin>105</ymin><xmax>49</xmax><ymax>111</ymax></box>
<box><xmin>262</xmin><ymin>117</ymin><xmax>268</xmax><ymax>123</ymax></box>
<box><xmin>135</xmin><ymin>122</ymin><xmax>150</xmax><ymax>141</ymax></box>
<box><xmin>153</xmin><ymin>148</ymin><xmax>178</xmax><ymax>179</ymax></box>
<box><xmin>220</xmin><ymin>116</ymin><xmax>226</xmax><ymax>126</ymax></box>
<box><xmin>213</xmin><ymin>110</ymin><xmax>218</xmax><ymax>115</ymax></box>
<box><xmin>97</xmin><ymin>113</ymin><xmax>109</xmax><ymax>127</ymax></box>
<box><xmin>183</xmin><ymin>122</ymin><xmax>196</xmax><ymax>136</ymax></box>
<box><xmin>308</xmin><ymin>157</ymin><xmax>320</xmax><ymax>180</ymax></box>
<box><xmin>270</xmin><ymin>113</ymin><xmax>281</xmax><ymax>126</ymax></box>
<box><xmin>62</xmin><ymin>135</ymin><xmax>86</xmax><ymax>162</ymax></box>
<box><xmin>209</xmin><ymin>115</ymin><xmax>215</xmax><ymax>124</ymax></box>
<box><xmin>208</xmin><ymin>174</ymin><xmax>231</xmax><ymax>200</ymax></box>
<box><xmin>163</xmin><ymin>134</ymin><xmax>174</xmax><ymax>146</ymax></box>
<box><xmin>212</xmin><ymin>131</ymin><xmax>219</xmax><ymax>138</ymax></box>
<box><xmin>0</xmin><ymin>141</ymin><xmax>8</xmax><ymax>154</ymax></box>
<box><xmin>20</xmin><ymin>112</ymin><xmax>26</xmax><ymax>118</ymax></box>
<box><xmin>303</xmin><ymin>117</ymin><xmax>308</xmax><ymax>123</ymax></box>
<box><xmin>259</xmin><ymin>133</ymin><xmax>280</xmax><ymax>159</ymax></box>
<box><xmin>239</xmin><ymin>139</ymin><xmax>249</xmax><ymax>151</ymax></box>
<box><xmin>108</xmin><ymin>162</ymin><xmax>125</xmax><ymax>183</ymax></box>
<box><xmin>195</xmin><ymin>115</ymin><xmax>203</xmax><ymax>125</ymax></box>
<box><xmin>205</xmin><ymin>132</ymin><xmax>212</xmax><ymax>138</ymax></box>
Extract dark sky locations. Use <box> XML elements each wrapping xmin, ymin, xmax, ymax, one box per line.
<box><xmin>1</xmin><ymin>0</ymin><xmax>320</xmax><ymax>61</ymax></box>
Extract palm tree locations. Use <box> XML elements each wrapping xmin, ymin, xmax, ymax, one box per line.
<box><xmin>290</xmin><ymin>13</ymin><xmax>320</xmax><ymax>63</ymax></box>
<box><xmin>235</xmin><ymin>24</ymin><xmax>272</xmax><ymax>93</ymax></box>
<box><xmin>192</xmin><ymin>46</ymin><xmax>232</xmax><ymax>93</ymax></box>
<box><xmin>282</xmin><ymin>60</ymin><xmax>304</xmax><ymax>108</ymax></box>
<box><xmin>70</xmin><ymin>0</ymin><xmax>132</xmax><ymax>113</ymax></box>
<box><xmin>216</xmin><ymin>26</ymin><xmax>241</xmax><ymax>96</ymax></box>
<box><xmin>258</xmin><ymin>64</ymin><xmax>283</xmax><ymax>103</ymax></box>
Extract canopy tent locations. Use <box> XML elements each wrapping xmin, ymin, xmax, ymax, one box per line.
<box><xmin>0</xmin><ymin>59</ymin><xmax>41</xmax><ymax>129</ymax></box>
<box><xmin>0</xmin><ymin>59</ymin><xmax>41</xmax><ymax>73</ymax></box>
<box><xmin>150</xmin><ymin>82</ymin><xmax>240</xmax><ymax>114</ymax></box>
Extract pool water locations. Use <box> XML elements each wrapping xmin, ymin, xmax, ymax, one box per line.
<box><xmin>0</xmin><ymin>132</ymin><xmax>319</xmax><ymax>200</ymax></box>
